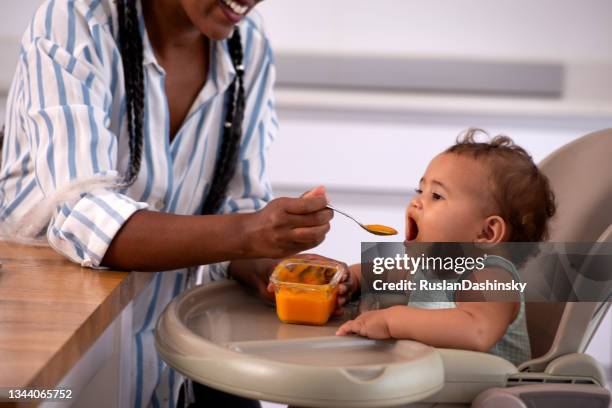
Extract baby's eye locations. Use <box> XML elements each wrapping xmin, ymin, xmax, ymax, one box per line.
<box><xmin>415</xmin><ymin>188</ymin><xmax>423</xmax><ymax>195</ymax></box>
<box><xmin>432</xmin><ymin>192</ymin><xmax>444</xmax><ymax>200</ymax></box>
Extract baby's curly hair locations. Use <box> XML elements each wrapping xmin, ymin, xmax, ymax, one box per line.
<box><xmin>446</xmin><ymin>128</ymin><xmax>556</xmax><ymax>242</ymax></box>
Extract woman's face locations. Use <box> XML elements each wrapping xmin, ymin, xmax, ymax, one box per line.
<box><xmin>180</xmin><ymin>0</ymin><xmax>262</xmax><ymax>40</ymax></box>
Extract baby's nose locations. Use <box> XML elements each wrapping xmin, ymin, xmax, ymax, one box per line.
<box><xmin>410</xmin><ymin>196</ymin><xmax>423</xmax><ymax>209</ymax></box>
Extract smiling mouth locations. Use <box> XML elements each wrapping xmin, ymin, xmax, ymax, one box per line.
<box><xmin>220</xmin><ymin>0</ymin><xmax>249</xmax><ymax>15</ymax></box>
<box><xmin>406</xmin><ymin>216</ymin><xmax>419</xmax><ymax>242</ymax></box>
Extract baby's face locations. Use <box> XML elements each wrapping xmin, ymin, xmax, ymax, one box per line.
<box><xmin>405</xmin><ymin>153</ymin><xmax>494</xmax><ymax>243</ymax></box>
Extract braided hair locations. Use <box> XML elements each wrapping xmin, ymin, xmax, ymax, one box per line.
<box><xmin>116</xmin><ymin>0</ymin><xmax>144</xmax><ymax>187</ymax></box>
<box><xmin>201</xmin><ymin>31</ymin><xmax>245</xmax><ymax>214</ymax></box>
<box><xmin>0</xmin><ymin>126</ymin><xmax>4</xmax><ymax>166</ymax></box>
<box><xmin>116</xmin><ymin>0</ymin><xmax>245</xmax><ymax>214</ymax></box>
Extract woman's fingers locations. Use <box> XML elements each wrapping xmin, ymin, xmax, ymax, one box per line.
<box><xmin>245</xmin><ymin>189</ymin><xmax>335</xmax><ymax>258</ymax></box>
<box><xmin>282</xmin><ymin>209</ymin><xmax>333</xmax><ymax>228</ymax></box>
<box><xmin>290</xmin><ymin>223</ymin><xmax>331</xmax><ymax>244</ymax></box>
<box><xmin>283</xmin><ymin>194</ymin><xmax>328</xmax><ymax>215</ymax></box>
<box><xmin>300</xmin><ymin>185</ymin><xmax>327</xmax><ymax>198</ymax></box>
<box><xmin>332</xmin><ymin>305</ymin><xmax>344</xmax><ymax>316</ymax></box>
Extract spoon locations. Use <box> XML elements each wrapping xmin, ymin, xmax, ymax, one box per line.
<box><xmin>326</xmin><ymin>204</ymin><xmax>398</xmax><ymax>236</ymax></box>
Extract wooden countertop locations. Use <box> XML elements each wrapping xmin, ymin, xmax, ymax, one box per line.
<box><xmin>0</xmin><ymin>240</ymin><xmax>153</xmax><ymax>391</ymax></box>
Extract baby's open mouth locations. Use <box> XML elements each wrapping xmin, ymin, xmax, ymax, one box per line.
<box><xmin>406</xmin><ymin>216</ymin><xmax>419</xmax><ymax>242</ymax></box>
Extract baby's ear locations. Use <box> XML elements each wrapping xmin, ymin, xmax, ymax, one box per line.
<box><xmin>475</xmin><ymin>215</ymin><xmax>507</xmax><ymax>243</ymax></box>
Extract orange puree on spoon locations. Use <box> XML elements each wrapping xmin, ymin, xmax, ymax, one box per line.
<box><xmin>363</xmin><ymin>224</ymin><xmax>398</xmax><ymax>236</ymax></box>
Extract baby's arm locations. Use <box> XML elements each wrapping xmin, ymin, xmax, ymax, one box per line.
<box><xmin>391</xmin><ymin>302</ymin><xmax>516</xmax><ymax>351</ymax></box>
<box><xmin>337</xmin><ymin>301</ymin><xmax>517</xmax><ymax>352</ymax></box>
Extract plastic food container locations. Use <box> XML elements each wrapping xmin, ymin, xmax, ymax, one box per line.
<box><xmin>270</xmin><ymin>258</ymin><xmax>345</xmax><ymax>325</ymax></box>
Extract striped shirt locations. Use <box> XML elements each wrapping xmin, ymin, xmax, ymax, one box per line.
<box><xmin>0</xmin><ymin>0</ymin><xmax>277</xmax><ymax>406</ymax></box>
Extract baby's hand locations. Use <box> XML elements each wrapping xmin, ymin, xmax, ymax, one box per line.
<box><xmin>335</xmin><ymin>309</ymin><xmax>392</xmax><ymax>339</ymax></box>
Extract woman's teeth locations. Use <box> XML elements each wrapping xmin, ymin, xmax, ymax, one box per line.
<box><xmin>222</xmin><ymin>0</ymin><xmax>248</xmax><ymax>15</ymax></box>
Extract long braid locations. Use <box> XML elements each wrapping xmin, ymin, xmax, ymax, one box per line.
<box><xmin>0</xmin><ymin>126</ymin><xmax>5</xmax><ymax>166</ymax></box>
<box><xmin>201</xmin><ymin>29</ymin><xmax>245</xmax><ymax>214</ymax></box>
<box><xmin>117</xmin><ymin>0</ymin><xmax>244</xmax><ymax>210</ymax></box>
<box><xmin>117</xmin><ymin>0</ymin><xmax>144</xmax><ymax>186</ymax></box>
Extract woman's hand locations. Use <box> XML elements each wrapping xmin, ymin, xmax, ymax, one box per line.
<box><xmin>228</xmin><ymin>258</ymin><xmax>278</xmax><ymax>303</ymax></box>
<box><xmin>338</xmin><ymin>263</ymin><xmax>361</xmax><ymax>309</ymax></box>
<box><xmin>240</xmin><ymin>186</ymin><xmax>334</xmax><ymax>259</ymax></box>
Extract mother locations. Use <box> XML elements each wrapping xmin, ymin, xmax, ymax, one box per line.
<box><xmin>0</xmin><ymin>0</ymin><xmax>333</xmax><ymax>406</ymax></box>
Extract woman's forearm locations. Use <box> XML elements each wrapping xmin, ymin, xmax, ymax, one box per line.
<box><xmin>101</xmin><ymin>210</ymin><xmax>250</xmax><ymax>271</ymax></box>
<box><xmin>100</xmin><ymin>193</ymin><xmax>332</xmax><ymax>271</ymax></box>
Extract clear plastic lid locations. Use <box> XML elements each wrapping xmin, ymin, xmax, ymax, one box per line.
<box><xmin>270</xmin><ymin>258</ymin><xmax>344</xmax><ymax>288</ymax></box>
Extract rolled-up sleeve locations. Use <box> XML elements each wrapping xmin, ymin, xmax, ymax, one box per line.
<box><xmin>23</xmin><ymin>36</ymin><xmax>147</xmax><ymax>267</ymax></box>
<box><xmin>50</xmin><ymin>186</ymin><xmax>148</xmax><ymax>267</ymax></box>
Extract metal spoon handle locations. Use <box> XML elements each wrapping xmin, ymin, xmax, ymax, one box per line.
<box><xmin>326</xmin><ymin>204</ymin><xmax>397</xmax><ymax>236</ymax></box>
<box><xmin>326</xmin><ymin>204</ymin><xmax>364</xmax><ymax>228</ymax></box>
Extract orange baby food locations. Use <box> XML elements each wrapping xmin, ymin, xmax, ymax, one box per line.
<box><xmin>271</xmin><ymin>259</ymin><xmax>343</xmax><ymax>325</ymax></box>
<box><xmin>275</xmin><ymin>286</ymin><xmax>338</xmax><ymax>325</ymax></box>
<box><xmin>363</xmin><ymin>224</ymin><xmax>398</xmax><ymax>235</ymax></box>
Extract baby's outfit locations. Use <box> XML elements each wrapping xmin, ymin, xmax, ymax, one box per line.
<box><xmin>408</xmin><ymin>255</ymin><xmax>531</xmax><ymax>366</ymax></box>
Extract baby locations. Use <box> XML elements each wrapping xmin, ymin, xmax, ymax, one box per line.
<box><xmin>336</xmin><ymin>129</ymin><xmax>556</xmax><ymax>365</ymax></box>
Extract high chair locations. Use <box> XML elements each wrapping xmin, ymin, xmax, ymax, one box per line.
<box><xmin>155</xmin><ymin>129</ymin><xmax>611</xmax><ymax>407</ymax></box>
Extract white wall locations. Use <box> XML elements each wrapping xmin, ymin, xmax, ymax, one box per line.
<box><xmin>2</xmin><ymin>1</ymin><xmax>612</xmax><ymax>100</ymax></box>
<box><xmin>0</xmin><ymin>1</ymin><xmax>40</xmax><ymax>38</ymax></box>
<box><xmin>0</xmin><ymin>0</ymin><xmax>41</xmax><ymax>90</ymax></box>
<box><xmin>2</xmin><ymin>1</ymin><xmax>612</xmax><ymax>73</ymax></box>
<box><xmin>257</xmin><ymin>0</ymin><xmax>612</xmax><ymax>103</ymax></box>
<box><xmin>254</xmin><ymin>0</ymin><xmax>612</xmax><ymax>263</ymax></box>
<box><xmin>268</xmin><ymin>109</ymin><xmax>606</xmax><ymax>263</ymax></box>
<box><xmin>258</xmin><ymin>0</ymin><xmax>612</xmax><ymax>62</ymax></box>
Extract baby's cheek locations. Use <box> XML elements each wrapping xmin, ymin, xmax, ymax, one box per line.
<box><xmin>424</xmin><ymin>215</ymin><xmax>452</xmax><ymax>241</ymax></box>
<box><xmin>445</xmin><ymin>216</ymin><xmax>479</xmax><ymax>241</ymax></box>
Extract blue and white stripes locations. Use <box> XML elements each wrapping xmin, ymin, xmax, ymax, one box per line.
<box><xmin>0</xmin><ymin>0</ymin><xmax>278</xmax><ymax>406</ymax></box>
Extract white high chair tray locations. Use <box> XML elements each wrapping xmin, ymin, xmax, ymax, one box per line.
<box><xmin>155</xmin><ymin>281</ymin><xmax>445</xmax><ymax>407</ymax></box>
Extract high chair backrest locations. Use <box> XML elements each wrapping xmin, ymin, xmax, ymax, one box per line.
<box><xmin>520</xmin><ymin>129</ymin><xmax>612</xmax><ymax>371</ymax></box>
